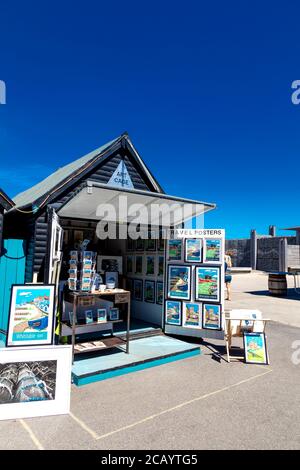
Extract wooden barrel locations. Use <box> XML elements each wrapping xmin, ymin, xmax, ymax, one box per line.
<box><xmin>268</xmin><ymin>273</ymin><xmax>287</xmax><ymax>296</ymax></box>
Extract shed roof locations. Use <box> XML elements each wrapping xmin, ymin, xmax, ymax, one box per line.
<box><xmin>0</xmin><ymin>188</ymin><xmax>15</xmax><ymax>210</ymax></box>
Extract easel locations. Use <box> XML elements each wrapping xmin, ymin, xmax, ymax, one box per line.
<box><xmin>224</xmin><ymin>310</ymin><xmax>270</xmax><ymax>363</ymax></box>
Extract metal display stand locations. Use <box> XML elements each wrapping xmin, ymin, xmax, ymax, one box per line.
<box><xmin>62</xmin><ymin>289</ymin><xmax>131</xmax><ymax>363</ymax></box>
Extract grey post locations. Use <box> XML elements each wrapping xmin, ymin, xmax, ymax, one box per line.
<box><xmin>279</xmin><ymin>238</ymin><xmax>288</xmax><ymax>272</ymax></box>
<box><xmin>250</xmin><ymin>229</ymin><xmax>257</xmax><ymax>270</ymax></box>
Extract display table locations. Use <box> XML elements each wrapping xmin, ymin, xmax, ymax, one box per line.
<box><xmin>63</xmin><ymin>289</ymin><xmax>131</xmax><ymax>363</ymax></box>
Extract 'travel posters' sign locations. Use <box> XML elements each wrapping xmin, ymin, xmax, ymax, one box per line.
<box><xmin>107</xmin><ymin>160</ymin><xmax>134</xmax><ymax>189</ymax></box>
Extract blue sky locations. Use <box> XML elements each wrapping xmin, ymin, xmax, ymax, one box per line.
<box><xmin>0</xmin><ymin>0</ymin><xmax>299</xmax><ymax>238</ymax></box>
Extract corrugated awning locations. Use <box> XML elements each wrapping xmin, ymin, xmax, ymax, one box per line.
<box><xmin>57</xmin><ymin>181</ymin><xmax>216</xmax><ymax>227</ymax></box>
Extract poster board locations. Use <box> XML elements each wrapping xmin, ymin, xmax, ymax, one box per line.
<box><xmin>164</xmin><ymin>229</ymin><xmax>225</xmax><ymax>339</ymax></box>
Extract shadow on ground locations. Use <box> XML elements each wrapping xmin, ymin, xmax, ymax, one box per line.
<box><xmin>246</xmin><ymin>288</ymin><xmax>300</xmax><ymax>301</ymax></box>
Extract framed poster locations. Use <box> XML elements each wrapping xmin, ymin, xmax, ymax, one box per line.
<box><xmin>126</xmin><ymin>238</ymin><xmax>135</xmax><ymax>252</ymax></box>
<box><xmin>156</xmin><ymin>281</ymin><xmax>164</xmax><ymax>305</ymax></box>
<box><xmin>165</xmin><ymin>300</ymin><xmax>182</xmax><ymax>326</ymax></box>
<box><xmin>158</xmin><ymin>238</ymin><xmax>165</xmax><ymax>252</ymax></box>
<box><xmin>97</xmin><ymin>308</ymin><xmax>107</xmax><ymax>323</ymax></box>
<box><xmin>167</xmin><ymin>265</ymin><xmax>191</xmax><ymax>300</ymax></box>
<box><xmin>108</xmin><ymin>308</ymin><xmax>119</xmax><ymax>321</ymax></box>
<box><xmin>185</xmin><ymin>238</ymin><xmax>202</xmax><ymax>263</ymax></box>
<box><xmin>0</xmin><ymin>345</ymin><xmax>72</xmax><ymax>420</ymax></box>
<box><xmin>6</xmin><ymin>284</ymin><xmax>56</xmax><ymax>347</ymax></box>
<box><xmin>97</xmin><ymin>255</ymin><xmax>123</xmax><ymax>275</ymax></box>
<box><xmin>195</xmin><ymin>266</ymin><xmax>220</xmax><ymax>302</ymax></box>
<box><xmin>136</xmin><ymin>238</ymin><xmax>145</xmax><ymax>251</ymax></box>
<box><xmin>126</xmin><ymin>255</ymin><xmax>134</xmax><ymax>274</ymax></box>
<box><xmin>167</xmin><ymin>239</ymin><xmax>182</xmax><ymax>261</ymax></box>
<box><xmin>203</xmin><ymin>238</ymin><xmax>222</xmax><ymax>263</ymax></box>
<box><xmin>146</xmin><ymin>238</ymin><xmax>156</xmax><ymax>251</ymax></box>
<box><xmin>144</xmin><ymin>280</ymin><xmax>155</xmax><ymax>303</ymax></box>
<box><xmin>183</xmin><ymin>302</ymin><xmax>201</xmax><ymax>329</ymax></box>
<box><xmin>158</xmin><ymin>256</ymin><xmax>164</xmax><ymax>277</ymax></box>
<box><xmin>202</xmin><ymin>304</ymin><xmax>222</xmax><ymax>330</ymax></box>
<box><xmin>146</xmin><ymin>255</ymin><xmax>155</xmax><ymax>276</ymax></box>
<box><xmin>133</xmin><ymin>279</ymin><xmax>143</xmax><ymax>301</ymax></box>
<box><xmin>84</xmin><ymin>310</ymin><xmax>94</xmax><ymax>324</ymax></box>
<box><xmin>243</xmin><ymin>332</ymin><xmax>269</xmax><ymax>365</ymax></box>
<box><xmin>135</xmin><ymin>255</ymin><xmax>143</xmax><ymax>274</ymax></box>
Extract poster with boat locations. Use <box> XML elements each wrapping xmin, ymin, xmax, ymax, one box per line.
<box><xmin>183</xmin><ymin>302</ymin><xmax>201</xmax><ymax>328</ymax></box>
<box><xmin>204</xmin><ymin>238</ymin><xmax>222</xmax><ymax>263</ymax></box>
<box><xmin>167</xmin><ymin>265</ymin><xmax>191</xmax><ymax>300</ymax></box>
<box><xmin>6</xmin><ymin>284</ymin><xmax>56</xmax><ymax>347</ymax></box>
<box><xmin>202</xmin><ymin>303</ymin><xmax>222</xmax><ymax>330</ymax></box>
<box><xmin>165</xmin><ymin>300</ymin><xmax>182</xmax><ymax>325</ymax></box>
<box><xmin>195</xmin><ymin>266</ymin><xmax>220</xmax><ymax>302</ymax></box>
<box><xmin>185</xmin><ymin>238</ymin><xmax>202</xmax><ymax>262</ymax></box>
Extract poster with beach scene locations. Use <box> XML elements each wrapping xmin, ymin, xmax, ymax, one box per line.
<box><xmin>183</xmin><ymin>303</ymin><xmax>201</xmax><ymax>328</ymax></box>
<box><xmin>165</xmin><ymin>300</ymin><xmax>182</xmax><ymax>325</ymax></box>
<box><xmin>144</xmin><ymin>280</ymin><xmax>155</xmax><ymax>303</ymax></box>
<box><xmin>204</xmin><ymin>238</ymin><xmax>222</xmax><ymax>263</ymax></box>
<box><xmin>6</xmin><ymin>284</ymin><xmax>56</xmax><ymax>347</ymax></box>
<box><xmin>243</xmin><ymin>332</ymin><xmax>269</xmax><ymax>365</ymax></box>
<box><xmin>185</xmin><ymin>238</ymin><xmax>202</xmax><ymax>262</ymax></box>
<box><xmin>202</xmin><ymin>304</ymin><xmax>222</xmax><ymax>330</ymax></box>
<box><xmin>167</xmin><ymin>240</ymin><xmax>182</xmax><ymax>261</ymax></box>
<box><xmin>195</xmin><ymin>266</ymin><xmax>220</xmax><ymax>302</ymax></box>
<box><xmin>167</xmin><ymin>265</ymin><xmax>191</xmax><ymax>300</ymax></box>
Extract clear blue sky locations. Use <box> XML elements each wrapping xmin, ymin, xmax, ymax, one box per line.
<box><xmin>0</xmin><ymin>0</ymin><xmax>299</xmax><ymax>238</ymax></box>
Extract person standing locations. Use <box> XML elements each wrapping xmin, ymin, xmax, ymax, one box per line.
<box><xmin>224</xmin><ymin>253</ymin><xmax>232</xmax><ymax>301</ymax></box>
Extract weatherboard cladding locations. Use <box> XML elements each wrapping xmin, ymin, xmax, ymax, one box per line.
<box><xmin>30</xmin><ymin>150</ymin><xmax>156</xmax><ymax>278</ymax></box>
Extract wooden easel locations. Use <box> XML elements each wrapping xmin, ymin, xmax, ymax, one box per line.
<box><xmin>224</xmin><ymin>310</ymin><xmax>270</xmax><ymax>363</ymax></box>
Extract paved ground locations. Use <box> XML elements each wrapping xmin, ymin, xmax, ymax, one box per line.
<box><xmin>0</xmin><ymin>272</ymin><xmax>299</xmax><ymax>450</ymax></box>
<box><xmin>226</xmin><ymin>271</ymin><xmax>300</xmax><ymax>328</ymax></box>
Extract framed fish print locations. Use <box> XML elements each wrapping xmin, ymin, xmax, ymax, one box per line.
<box><xmin>144</xmin><ymin>280</ymin><xmax>155</xmax><ymax>303</ymax></box>
<box><xmin>195</xmin><ymin>266</ymin><xmax>220</xmax><ymax>302</ymax></box>
<box><xmin>203</xmin><ymin>238</ymin><xmax>222</xmax><ymax>263</ymax></box>
<box><xmin>126</xmin><ymin>255</ymin><xmax>134</xmax><ymax>274</ymax></box>
<box><xmin>135</xmin><ymin>255</ymin><xmax>143</xmax><ymax>274</ymax></box>
<box><xmin>133</xmin><ymin>279</ymin><xmax>143</xmax><ymax>301</ymax></box>
<box><xmin>202</xmin><ymin>303</ymin><xmax>222</xmax><ymax>330</ymax></box>
<box><xmin>243</xmin><ymin>332</ymin><xmax>269</xmax><ymax>365</ymax></box>
<box><xmin>158</xmin><ymin>255</ymin><xmax>164</xmax><ymax>277</ymax></box>
<box><xmin>167</xmin><ymin>265</ymin><xmax>191</xmax><ymax>300</ymax></box>
<box><xmin>146</xmin><ymin>255</ymin><xmax>155</xmax><ymax>276</ymax></box>
<box><xmin>156</xmin><ymin>281</ymin><xmax>164</xmax><ymax>305</ymax></box>
<box><xmin>183</xmin><ymin>302</ymin><xmax>201</xmax><ymax>329</ymax></box>
<box><xmin>185</xmin><ymin>238</ymin><xmax>202</xmax><ymax>263</ymax></box>
<box><xmin>167</xmin><ymin>239</ymin><xmax>182</xmax><ymax>261</ymax></box>
<box><xmin>165</xmin><ymin>300</ymin><xmax>182</xmax><ymax>326</ymax></box>
<box><xmin>6</xmin><ymin>284</ymin><xmax>56</xmax><ymax>347</ymax></box>
<box><xmin>136</xmin><ymin>238</ymin><xmax>145</xmax><ymax>251</ymax></box>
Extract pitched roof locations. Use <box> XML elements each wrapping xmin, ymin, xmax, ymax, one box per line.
<box><xmin>0</xmin><ymin>188</ymin><xmax>15</xmax><ymax>209</ymax></box>
<box><xmin>12</xmin><ymin>135</ymin><xmax>123</xmax><ymax>210</ymax></box>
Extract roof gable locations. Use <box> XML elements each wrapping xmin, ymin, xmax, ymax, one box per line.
<box><xmin>0</xmin><ymin>188</ymin><xmax>15</xmax><ymax>211</ymax></box>
<box><xmin>12</xmin><ymin>134</ymin><xmax>163</xmax><ymax>211</ymax></box>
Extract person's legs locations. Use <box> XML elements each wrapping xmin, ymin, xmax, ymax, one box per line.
<box><xmin>226</xmin><ymin>281</ymin><xmax>231</xmax><ymax>301</ymax></box>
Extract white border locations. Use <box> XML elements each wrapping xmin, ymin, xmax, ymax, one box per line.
<box><xmin>0</xmin><ymin>345</ymin><xmax>72</xmax><ymax>421</ymax></box>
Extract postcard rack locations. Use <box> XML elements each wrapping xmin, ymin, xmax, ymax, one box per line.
<box><xmin>62</xmin><ymin>289</ymin><xmax>131</xmax><ymax>363</ymax></box>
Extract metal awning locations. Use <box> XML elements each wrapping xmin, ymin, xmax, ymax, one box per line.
<box><xmin>57</xmin><ymin>181</ymin><xmax>216</xmax><ymax>227</ymax></box>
